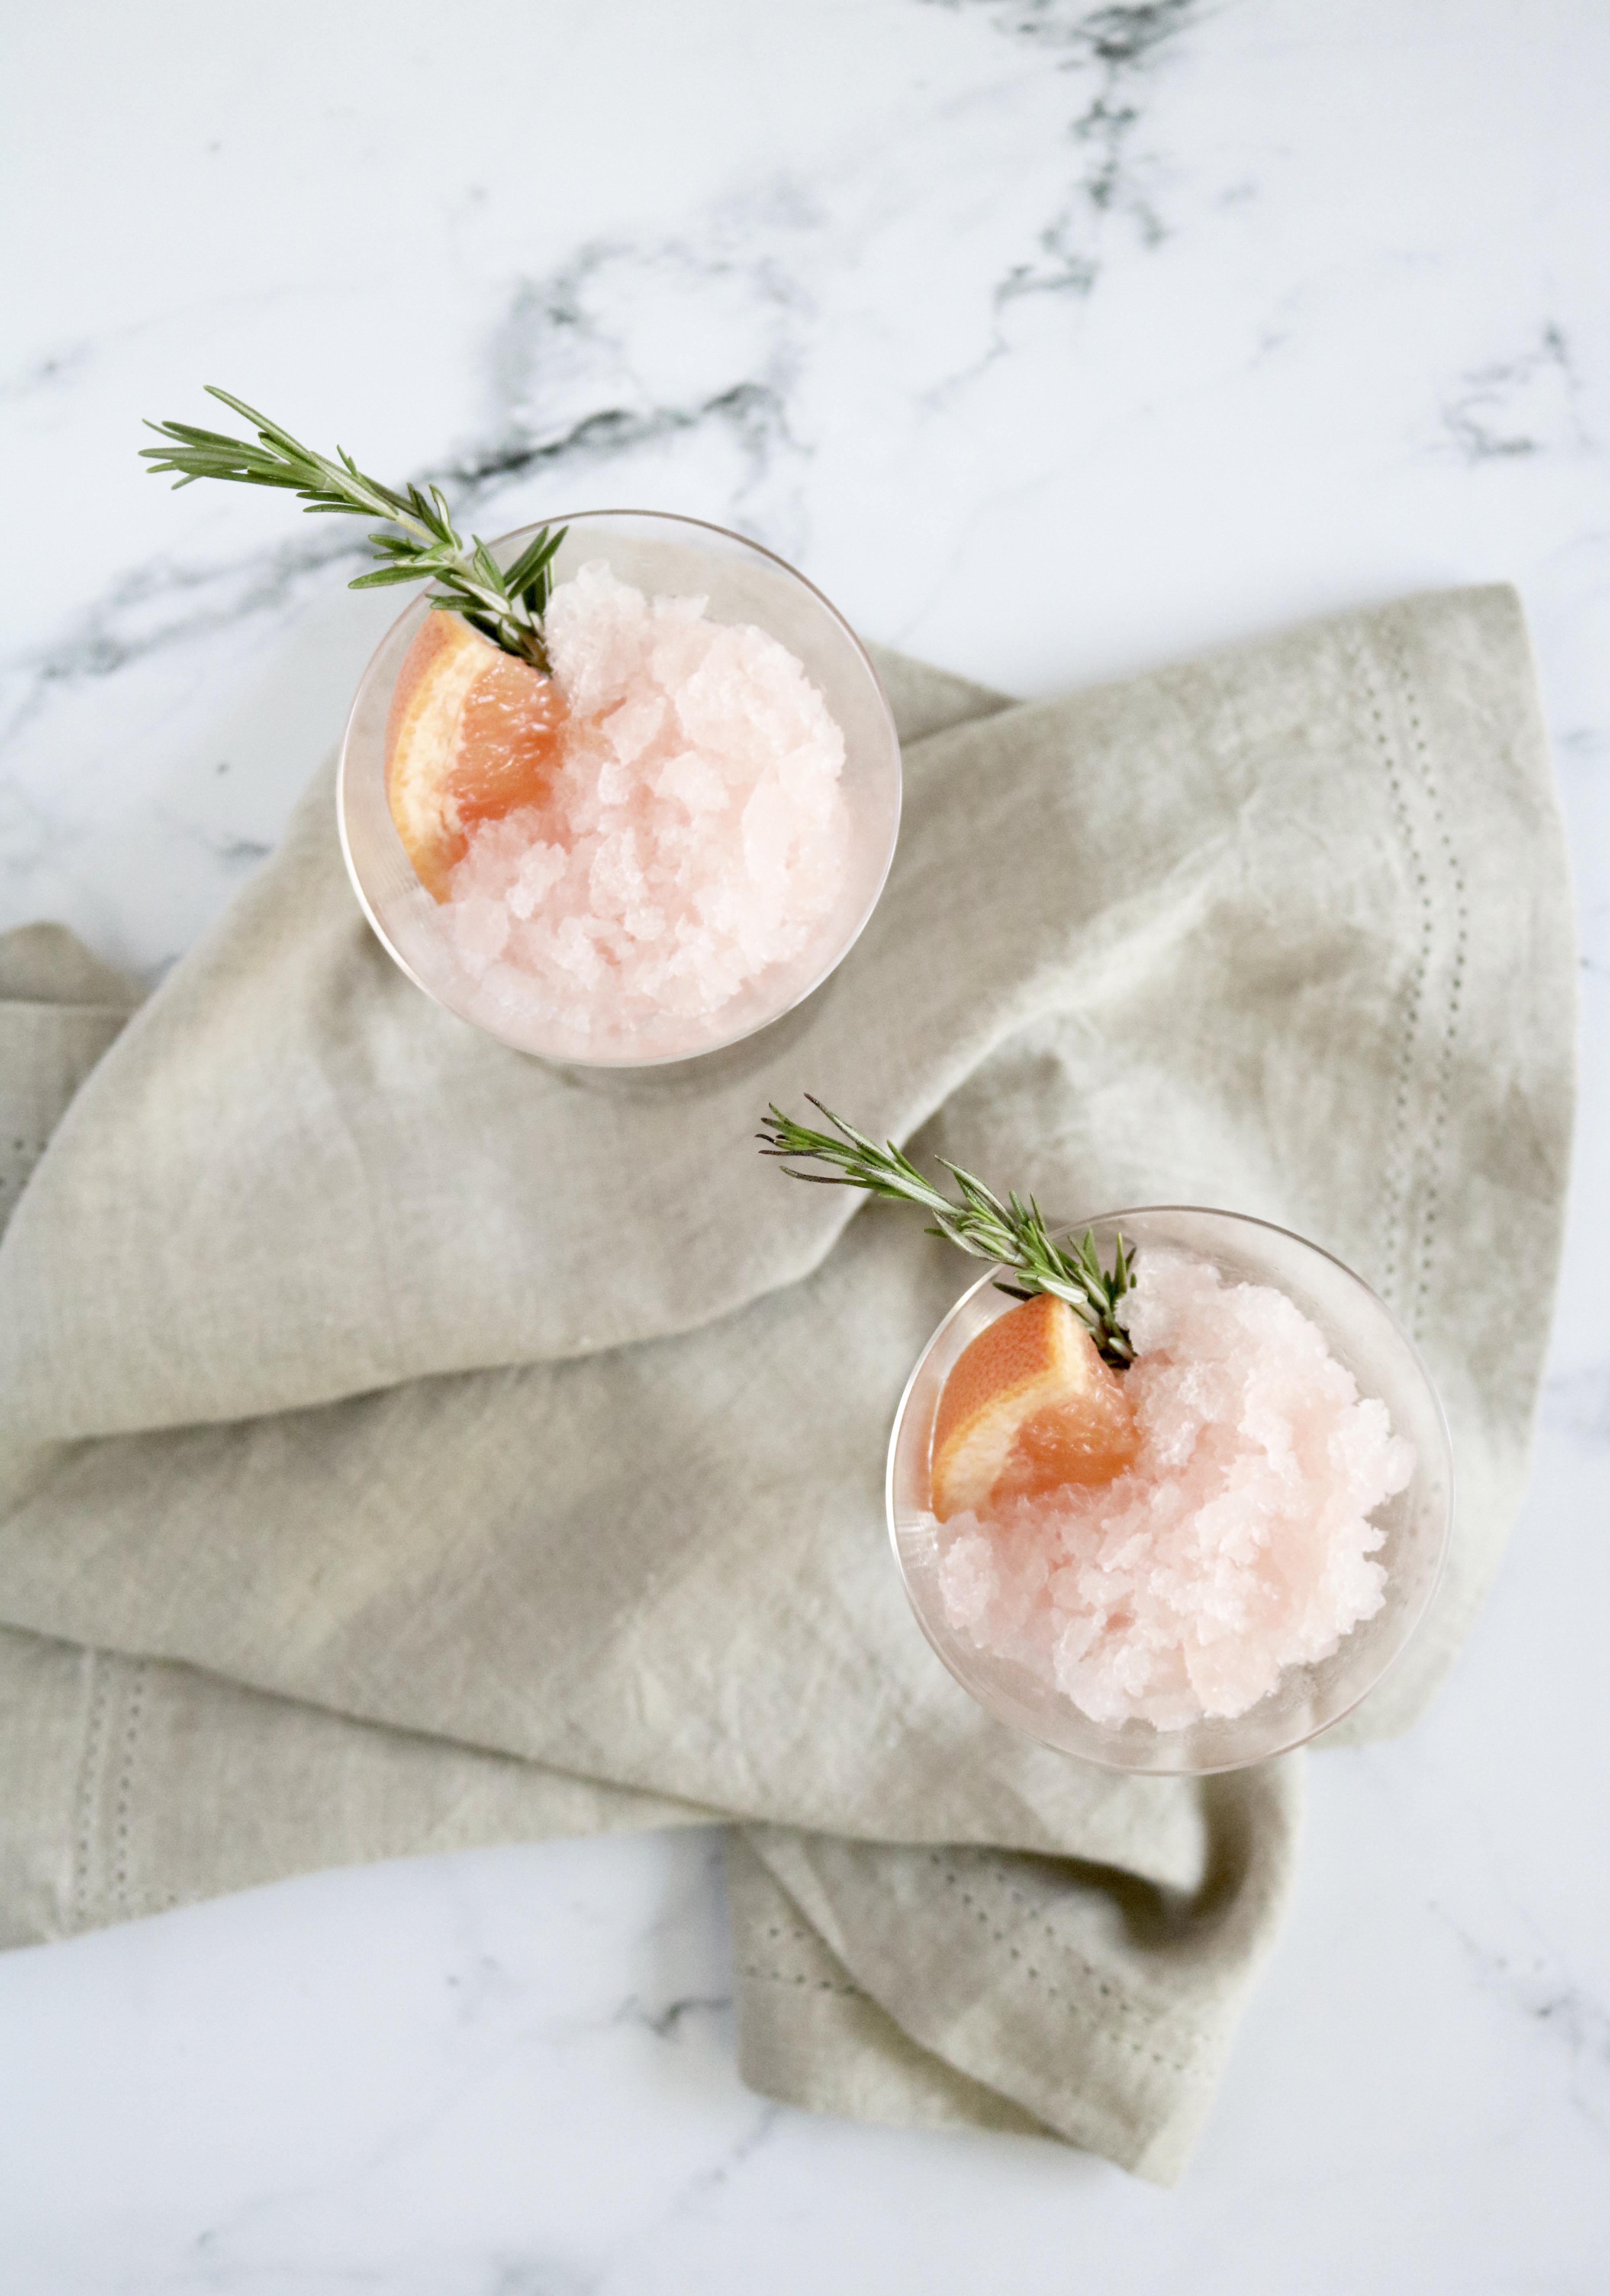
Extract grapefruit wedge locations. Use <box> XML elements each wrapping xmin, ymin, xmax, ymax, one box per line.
<box><xmin>384</xmin><ymin>613</ymin><xmax>569</xmax><ymax>900</ymax></box>
<box><xmin>930</xmin><ymin>1290</ymin><xmax>1139</xmax><ymax>1523</ymax></box>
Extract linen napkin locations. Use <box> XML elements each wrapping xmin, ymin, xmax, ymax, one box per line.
<box><xmin>0</xmin><ymin>587</ymin><xmax>1574</xmax><ymax>2182</ymax></box>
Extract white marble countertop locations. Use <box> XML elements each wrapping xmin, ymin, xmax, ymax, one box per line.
<box><xmin>2</xmin><ymin>2</ymin><xmax>1606</xmax><ymax>2286</ymax></box>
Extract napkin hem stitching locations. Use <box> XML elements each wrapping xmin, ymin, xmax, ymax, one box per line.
<box><xmin>737</xmin><ymin>1963</ymin><xmax>864</xmax><ymax>1999</ymax></box>
<box><xmin>111</xmin><ymin>1659</ymin><xmax>149</xmax><ymax>1923</ymax></box>
<box><xmin>929</xmin><ymin>1852</ymin><xmax>1210</xmax><ymax>2065</ymax></box>
<box><xmin>69</xmin><ymin>1648</ymin><xmax>111</xmax><ymax>1936</ymax></box>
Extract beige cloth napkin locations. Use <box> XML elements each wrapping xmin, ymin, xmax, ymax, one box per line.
<box><xmin>0</xmin><ymin>588</ymin><xmax>1575</xmax><ymax>2183</ymax></box>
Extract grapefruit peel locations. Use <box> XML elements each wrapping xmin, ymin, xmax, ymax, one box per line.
<box><xmin>931</xmin><ymin>1292</ymin><xmax>1140</xmax><ymax>1522</ymax></box>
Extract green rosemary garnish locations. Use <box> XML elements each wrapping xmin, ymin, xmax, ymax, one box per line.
<box><xmin>141</xmin><ymin>388</ymin><xmax>566</xmax><ymax>670</ymax></box>
<box><xmin>759</xmin><ymin>1097</ymin><xmax>1136</xmax><ymax>1368</ymax></box>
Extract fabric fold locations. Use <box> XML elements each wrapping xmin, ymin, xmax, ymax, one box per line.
<box><xmin>741</xmin><ymin>1755</ymin><xmax>1302</xmax><ymax>2186</ymax></box>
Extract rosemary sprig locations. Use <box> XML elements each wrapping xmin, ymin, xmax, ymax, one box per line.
<box><xmin>759</xmin><ymin>1097</ymin><xmax>1136</xmax><ymax>1368</ymax></box>
<box><xmin>140</xmin><ymin>388</ymin><xmax>566</xmax><ymax>670</ymax></box>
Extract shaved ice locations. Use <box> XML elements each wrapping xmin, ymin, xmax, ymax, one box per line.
<box><xmin>935</xmin><ymin>1251</ymin><xmax>1416</xmax><ymax>1729</ymax></box>
<box><xmin>445</xmin><ymin>562</ymin><xmax>850</xmax><ymax>1040</ymax></box>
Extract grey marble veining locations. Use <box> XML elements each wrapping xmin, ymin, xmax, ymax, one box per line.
<box><xmin>1</xmin><ymin>0</ymin><xmax>1607</xmax><ymax>2287</ymax></box>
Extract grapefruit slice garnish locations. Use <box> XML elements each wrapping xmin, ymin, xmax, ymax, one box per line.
<box><xmin>384</xmin><ymin>613</ymin><xmax>569</xmax><ymax>901</ymax></box>
<box><xmin>930</xmin><ymin>1290</ymin><xmax>1139</xmax><ymax>1523</ymax></box>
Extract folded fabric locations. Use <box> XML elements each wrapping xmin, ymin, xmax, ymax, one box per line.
<box><xmin>0</xmin><ymin>588</ymin><xmax>1575</xmax><ymax>2182</ymax></box>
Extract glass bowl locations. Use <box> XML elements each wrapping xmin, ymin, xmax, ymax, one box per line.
<box><xmin>886</xmin><ymin>1207</ymin><xmax>1455</xmax><ymax>1774</ymax></box>
<box><xmin>337</xmin><ymin>510</ymin><xmax>901</xmax><ymax>1066</ymax></box>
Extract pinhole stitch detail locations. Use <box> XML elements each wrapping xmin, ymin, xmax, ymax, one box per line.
<box><xmin>926</xmin><ymin>1852</ymin><xmax>1210</xmax><ymax>2080</ymax></box>
<box><xmin>70</xmin><ymin>1651</ymin><xmax>112</xmax><ymax>1935</ymax></box>
<box><xmin>1356</xmin><ymin>642</ymin><xmax>1435</xmax><ymax>1317</ymax></box>
<box><xmin>738</xmin><ymin>1963</ymin><xmax>863</xmax><ymax>1998</ymax></box>
<box><xmin>112</xmin><ymin>1661</ymin><xmax>149</xmax><ymax>1919</ymax></box>
<box><xmin>1397</xmin><ymin>669</ymin><xmax>1467</xmax><ymax>1336</ymax></box>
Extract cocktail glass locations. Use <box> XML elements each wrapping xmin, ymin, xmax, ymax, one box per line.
<box><xmin>338</xmin><ymin>510</ymin><xmax>901</xmax><ymax>1067</ymax></box>
<box><xmin>886</xmin><ymin>1206</ymin><xmax>1455</xmax><ymax>1775</ymax></box>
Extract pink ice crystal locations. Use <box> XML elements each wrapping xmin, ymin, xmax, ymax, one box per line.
<box><xmin>444</xmin><ymin>562</ymin><xmax>849</xmax><ymax>1040</ymax></box>
<box><xmin>935</xmin><ymin>1251</ymin><xmax>1415</xmax><ymax>1728</ymax></box>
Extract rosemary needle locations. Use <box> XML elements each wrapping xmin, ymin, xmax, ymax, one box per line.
<box><xmin>141</xmin><ymin>388</ymin><xmax>566</xmax><ymax>670</ymax></box>
<box><xmin>759</xmin><ymin>1096</ymin><xmax>1136</xmax><ymax>1369</ymax></box>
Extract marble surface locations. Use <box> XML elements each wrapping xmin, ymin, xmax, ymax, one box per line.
<box><xmin>2</xmin><ymin>0</ymin><xmax>1607</xmax><ymax>2285</ymax></box>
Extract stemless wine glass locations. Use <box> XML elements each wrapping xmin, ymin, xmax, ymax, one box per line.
<box><xmin>338</xmin><ymin>510</ymin><xmax>901</xmax><ymax>1067</ymax></box>
<box><xmin>886</xmin><ymin>1207</ymin><xmax>1455</xmax><ymax>1775</ymax></box>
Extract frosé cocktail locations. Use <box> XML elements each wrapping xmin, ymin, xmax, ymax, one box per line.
<box><xmin>762</xmin><ymin>1107</ymin><xmax>1454</xmax><ymax>1772</ymax></box>
<box><xmin>143</xmin><ymin>396</ymin><xmax>900</xmax><ymax>1064</ymax></box>
<box><xmin>930</xmin><ymin>1253</ymin><xmax>1413</xmax><ymax>1730</ymax></box>
<box><xmin>390</xmin><ymin>562</ymin><xmax>852</xmax><ymax>1046</ymax></box>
